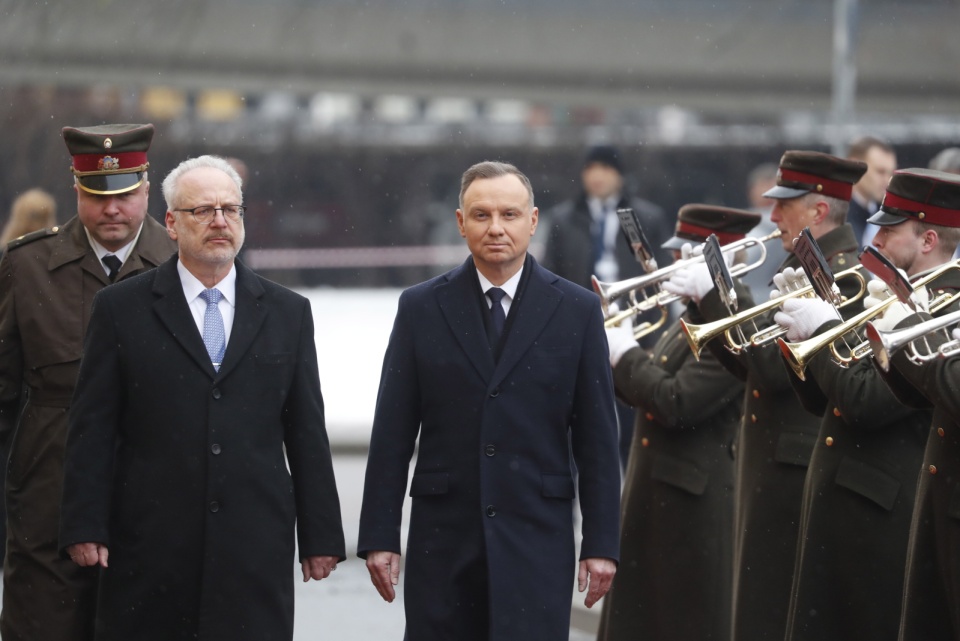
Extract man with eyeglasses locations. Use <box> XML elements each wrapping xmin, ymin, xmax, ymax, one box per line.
<box><xmin>59</xmin><ymin>155</ymin><xmax>345</xmax><ymax>641</ymax></box>
<box><xmin>0</xmin><ymin>123</ymin><xmax>175</xmax><ymax>641</ymax></box>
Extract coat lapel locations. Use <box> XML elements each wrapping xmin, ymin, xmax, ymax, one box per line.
<box><xmin>216</xmin><ymin>261</ymin><xmax>266</xmax><ymax>379</ymax></box>
<box><xmin>436</xmin><ymin>258</ymin><xmax>496</xmax><ymax>382</ymax></box>
<box><xmin>152</xmin><ymin>257</ymin><xmax>219</xmax><ymax>376</ymax></box>
<box><xmin>491</xmin><ymin>258</ymin><xmax>563</xmax><ymax>388</ymax></box>
<box><xmin>47</xmin><ymin>217</ymin><xmax>111</xmax><ymax>285</ymax></box>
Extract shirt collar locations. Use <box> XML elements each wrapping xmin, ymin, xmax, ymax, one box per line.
<box><xmin>177</xmin><ymin>260</ymin><xmax>237</xmax><ymax>308</ymax></box>
<box><xmin>476</xmin><ymin>265</ymin><xmax>523</xmax><ymax>301</ymax></box>
<box><xmin>83</xmin><ymin>222</ymin><xmax>144</xmax><ymax>264</ymax></box>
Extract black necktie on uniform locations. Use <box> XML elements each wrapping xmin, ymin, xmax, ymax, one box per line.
<box><xmin>102</xmin><ymin>255</ymin><xmax>123</xmax><ymax>282</ymax></box>
<box><xmin>486</xmin><ymin>287</ymin><xmax>506</xmax><ymax>339</ymax></box>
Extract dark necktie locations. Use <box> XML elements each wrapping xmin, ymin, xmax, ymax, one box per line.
<box><xmin>102</xmin><ymin>255</ymin><xmax>123</xmax><ymax>282</ymax></box>
<box><xmin>593</xmin><ymin>207</ymin><xmax>608</xmax><ymax>268</ymax></box>
<box><xmin>486</xmin><ymin>287</ymin><xmax>506</xmax><ymax>339</ymax></box>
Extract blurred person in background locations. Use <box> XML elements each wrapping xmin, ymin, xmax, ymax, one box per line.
<box><xmin>0</xmin><ymin>124</ymin><xmax>175</xmax><ymax>641</ymax></box>
<box><xmin>846</xmin><ymin>135</ymin><xmax>897</xmax><ymax>248</ymax></box>
<box><xmin>597</xmin><ymin>204</ymin><xmax>760</xmax><ymax>641</ymax></box>
<box><xmin>0</xmin><ymin>188</ymin><xmax>57</xmax><ymax>249</ymax></box>
<box><xmin>542</xmin><ymin>145</ymin><xmax>671</xmax><ymax>468</ymax></box>
<box><xmin>929</xmin><ymin>147</ymin><xmax>960</xmax><ymax>175</ymax></box>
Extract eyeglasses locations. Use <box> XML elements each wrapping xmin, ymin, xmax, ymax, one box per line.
<box><xmin>174</xmin><ymin>205</ymin><xmax>245</xmax><ymax>224</ymax></box>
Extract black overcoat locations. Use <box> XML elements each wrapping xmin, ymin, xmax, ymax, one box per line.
<box><xmin>357</xmin><ymin>255</ymin><xmax>621</xmax><ymax>641</ymax></box>
<box><xmin>59</xmin><ymin>257</ymin><xmax>345</xmax><ymax>641</ymax></box>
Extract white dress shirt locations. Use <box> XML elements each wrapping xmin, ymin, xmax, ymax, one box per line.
<box><xmin>177</xmin><ymin>261</ymin><xmax>237</xmax><ymax>348</ymax></box>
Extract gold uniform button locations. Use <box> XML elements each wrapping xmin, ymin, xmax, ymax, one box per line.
<box><xmin>838</xmin><ymin>257</ymin><xmax>847</xmax><ymax>266</ymax></box>
<box><xmin>833</xmin><ymin>407</ymin><xmax>842</xmax><ymax>417</ymax></box>
<box><xmin>919</xmin><ymin>212</ymin><xmax>926</xmax><ymax>220</ymax></box>
<box><xmin>752</xmin><ymin>389</ymin><xmax>760</xmax><ymax>399</ymax></box>
<box><xmin>645</xmin><ymin>412</ymin><xmax>654</xmax><ymax>421</ymax></box>
<box><xmin>825</xmin><ymin>436</ymin><xmax>834</xmax><ymax>446</ymax></box>
<box><xmin>660</xmin><ymin>355</ymin><xmax>668</xmax><ymax>364</ymax></box>
<box><xmin>641</xmin><ymin>437</ymin><xmax>650</xmax><ymax>447</ymax></box>
<box><xmin>938</xmin><ymin>427</ymin><xmax>946</xmax><ymax>438</ymax></box>
<box><xmin>929</xmin><ymin>465</ymin><xmax>938</xmax><ymax>475</ymax></box>
<box><xmin>750</xmin><ymin>414</ymin><xmax>758</xmax><ymax>424</ymax></box>
<box><xmin>51</xmin><ymin>226</ymin><xmax>59</xmax><ymax>232</ymax></box>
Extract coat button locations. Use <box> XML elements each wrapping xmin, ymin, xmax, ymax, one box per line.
<box><xmin>641</xmin><ymin>437</ymin><xmax>650</xmax><ymax>447</ymax></box>
<box><xmin>938</xmin><ymin>427</ymin><xmax>945</xmax><ymax>437</ymax></box>
<box><xmin>660</xmin><ymin>355</ymin><xmax>668</xmax><ymax>364</ymax></box>
<box><xmin>825</xmin><ymin>436</ymin><xmax>834</xmax><ymax>446</ymax></box>
<box><xmin>484</xmin><ymin>444</ymin><xmax>496</xmax><ymax>457</ymax></box>
<box><xmin>486</xmin><ymin>505</ymin><xmax>496</xmax><ymax>517</ymax></box>
<box><xmin>489</xmin><ymin>387</ymin><xmax>500</xmax><ymax>398</ymax></box>
<box><xmin>833</xmin><ymin>407</ymin><xmax>841</xmax><ymax>417</ymax></box>
<box><xmin>211</xmin><ymin>443</ymin><xmax>222</xmax><ymax>455</ymax></box>
<box><xmin>751</xmin><ymin>414</ymin><xmax>757</xmax><ymax>423</ymax></box>
<box><xmin>212</xmin><ymin>388</ymin><xmax>222</xmax><ymax>400</ymax></box>
<box><xmin>752</xmin><ymin>389</ymin><xmax>760</xmax><ymax>399</ymax></box>
<box><xmin>209</xmin><ymin>501</ymin><xmax>220</xmax><ymax>513</ymax></box>
<box><xmin>929</xmin><ymin>465</ymin><xmax>938</xmax><ymax>475</ymax></box>
<box><xmin>644</xmin><ymin>412</ymin><xmax>654</xmax><ymax>421</ymax></box>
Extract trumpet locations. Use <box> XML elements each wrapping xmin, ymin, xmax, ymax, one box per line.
<box><xmin>778</xmin><ymin>261</ymin><xmax>960</xmax><ymax>380</ymax></box>
<box><xmin>867</xmin><ymin>307</ymin><xmax>960</xmax><ymax>372</ymax></box>
<box><xmin>596</xmin><ymin>230</ymin><xmax>782</xmax><ymax>331</ymax></box>
<box><xmin>679</xmin><ymin>265</ymin><xmax>868</xmax><ymax>361</ymax></box>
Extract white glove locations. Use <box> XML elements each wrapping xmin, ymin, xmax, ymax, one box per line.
<box><xmin>680</xmin><ymin>241</ymin><xmax>735</xmax><ymax>267</ymax></box>
<box><xmin>774</xmin><ymin>296</ymin><xmax>840</xmax><ymax>342</ymax></box>
<box><xmin>605</xmin><ymin>321</ymin><xmax>638</xmax><ymax>368</ymax></box>
<box><xmin>871</xmin><ymin>301</ymin><xmax>914</xmax><ymax>332</ymax></box>
<box><xmin>663</xmin><ymin>264</ymin><xmax>714</xmax><ymax>303</ymax></box>
<box><xmin>770</xmin><ymin>267</ymin><xmax>810</xmax><ymax>301</ymax></box>
<box><xmin>910</xmin><ymin>284</ymin><xmax>931</xmax><ymax>313</ymax></box>
<box><xmin>952</xmin><ymin>327</ymin><xmax>960</xmax><ymax>342</ymax></box>
<box><xmin>864</xmin><ymin>279</ymin><xmax>891</xmax><ymax>309</ymax></box>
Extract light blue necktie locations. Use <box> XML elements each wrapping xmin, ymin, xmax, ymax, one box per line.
<box><xmin>199</xmin><ymin>288</ymin><xmax>226</xmax><ymax>371</ymax></box>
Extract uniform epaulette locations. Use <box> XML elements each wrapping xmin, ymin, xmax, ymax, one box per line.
<box><xmin>5</xmin><ymin>226</ymin><xmax>60</xmax><ymax>251</ymax></box>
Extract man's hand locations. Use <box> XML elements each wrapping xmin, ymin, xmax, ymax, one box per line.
<box><xmin>578</xmin><ymin>557</ymin><xmax>617</xmax><ymax>608</ymax></box>
<box><xmin>774</xmin><ymin>296</ymin><xmax>839</xmax><ymax>342</ymax></box>
<box><xmin>301</xmin><ymin>555</ymin><xmax>339</xmax><ymax>582</ymax></box>
<box><xmin>67</xmin><ymin>542</ymin><xmax>108</xmax><ymax>568</ymax></box>
<box><xmin>366</xmin><ymin>550</ymin><xmax>401</xmax><ymax>603</ymax></box>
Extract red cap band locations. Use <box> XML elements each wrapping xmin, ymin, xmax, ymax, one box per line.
<box><xmin>882</xmin><ymin>192</ymin><xmax>960</xmax><ymax>227</ymax></box>
<box><xmin>678</xmin><ymin>222</ymin><xmax>745</xmax><ymax>245</ymax></box>
<box><xmin>71</xmin><ymin>151</ymin><xmax>148</xmax><ymax>173</ymax></box>
<box><xmin>779</xmin><ymin>168</ymin><xmax>854</xmax><ymax>200</ymax></box>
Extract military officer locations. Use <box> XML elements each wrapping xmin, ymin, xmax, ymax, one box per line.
<box><xmin>0</xmin><ymin>123</ymin><xmax>176</xmax><ymax>641</ymax></box>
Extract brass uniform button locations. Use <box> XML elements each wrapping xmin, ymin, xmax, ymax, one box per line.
<box><xmin>752</xmin><ymin>389</ymin><xmax>760</xmax><ymax>399</ymax></box>
<box><xmin>919</xmin><ymin>212</ymin><xmax>926</xmax><ymax>220</ymax></box>
<box><xmin>51</xmin><ymin>226</ymin><xmax>59</xmax><ymax>232</ymax></box>
<box><xmin>750</xmin><ymin>414</ymin><xmax>758</xmax><ymax>424</ymax></box>
<box><xmin>645</xmin><ymin>412</ymin><xmax>654</xmax><ymax>421</ymax></box>
<box><xmin>641</xmin><ymin>437</ymin><xmax>650</xmax><ymax>447</ymax></box>
<box><xmin>660</xmin><ymin>355</ymin><xmax>668</xmax><ymax>364</ymax></box>
<box><xmin>938</xmin><ymin>427</ymin><xmax>946</xmax><ymax>437</ymax></box>
<box><xmin>838</xmin><ymin>256</ymin><xmax>847</xmax><ymax>266</ymax></box>
<box><xmin>825</xmin><ymin>436</ymin><xmax>834</xmax><ymax>446</ymax></box>
<box><xmin>930</xmin><ymin>465</ymin><xmax>938</xmax><ymax>475</ymax></box>
<box><xmin>833</xmin><ymin>407</ymin><xmax>841</xmax><ymax>417</ymax></box>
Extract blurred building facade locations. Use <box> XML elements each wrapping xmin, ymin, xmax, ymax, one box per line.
<box><xmin>1</xmin><ymin>0</ymin><xmax>958</xmax><ymax>287</ymax></box>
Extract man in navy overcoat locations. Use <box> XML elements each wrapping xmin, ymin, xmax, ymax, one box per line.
<box><xmin>358</xmin><ymin>161</ymin><xmax>621</xmax><ymax>641</ymax></box>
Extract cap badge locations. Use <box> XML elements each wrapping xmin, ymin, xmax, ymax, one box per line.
<box><xmin>103</xmin><ymin>138</ymin><xmax>113</xmax><ymax>149</ymax></box>
<box><xmin>98</xmin><ymin>156</ymin><xmax>120</xmax><ymax>171</ymax></box>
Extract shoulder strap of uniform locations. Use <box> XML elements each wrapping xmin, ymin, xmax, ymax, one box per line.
<box><xmin>5</xmin><ymin>226</ymin><xmax>60</xmax><ymax>251</ymax></box>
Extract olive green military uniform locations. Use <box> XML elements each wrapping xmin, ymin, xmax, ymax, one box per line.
<box><xmin>782</xmin><ymin>267</ymin><xmax>960</xmax><ymax>641</ymax></box>
<box><xmin>696</xmin><ymin>224</ymin><xmax>862</xmax><ymax>641</ymax></box>
<box><xmin>597</xmin><ymin>295</ymin><xmax>746</xmax><ymax>641</ymax></box>
<box><xmin>0</xmin><ymin>216</ymin><xmax>174</xmax><ymax>641</ymax></box>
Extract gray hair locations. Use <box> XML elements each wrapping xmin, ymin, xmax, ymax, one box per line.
<box><xmin>459</xmin><ymin>161</ymin><xmax>535</xmax><ymax>210</ymax></box>
<box><xmin>161</xmin><ymin>155</ymin><xmax>244</xmax><ymax>212</ymax></box>
<box><xmin>929</xmin><ymin>148</ymin><xmax>960</xmax><ymax>175</ymax></box>
<box><xmin>804</xmin><ymin>192</ymin><xmax>850</xmax><ymax>227</ymax></box>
